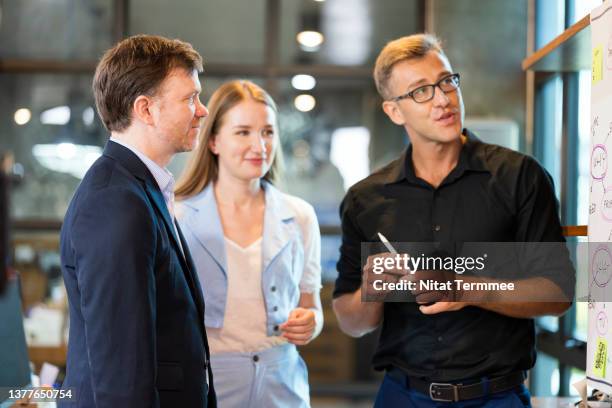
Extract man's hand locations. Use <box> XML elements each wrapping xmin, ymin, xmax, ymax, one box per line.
<box><xmin>419</xmin><ymin>301</ymin><xmax>468</xmax><ymax>314</ymax></box>
<box><xmin>362</xmin><ymin>252</ymin><xmax>408</xmax><ymax>301</ymax></box>
<box><xmin>406</xmin><ymin>269</ymin><xmax>458</xmax><ymax>304</ymax></box>
<box><xmin>280</xmin><ymin>307</ymin><xmax>316</xmax><ymax>345</ymax></box>
<box><xmin>404</xmin><ymin>269</ymin><xmax>471</xmax><ymax>314</ymax></box>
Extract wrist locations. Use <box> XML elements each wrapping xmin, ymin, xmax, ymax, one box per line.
<box><xmin>310</xmin><ymin>319</ymin><xmax>322</xmax><ymax>342</ymax></box>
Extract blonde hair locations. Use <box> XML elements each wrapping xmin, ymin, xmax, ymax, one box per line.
<box><xmin>175</xmin><ymin>80</ymin><xmax>284</xmax><ymax>200</ymax></box>
<box><xmin>373</xmin><ymin>33</ymin><xmax>444</xmax><ymax>100</ymax></box>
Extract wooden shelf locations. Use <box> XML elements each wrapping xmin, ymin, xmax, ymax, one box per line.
<box><xmin>522</xmin><ymin>15</ymin><xmax>591</xmax><ymax>72</ymax></box>
<box><xmin>562</xmin><ymin>225</ymin><xmax>587</xmax><ymax>237</ymax></box>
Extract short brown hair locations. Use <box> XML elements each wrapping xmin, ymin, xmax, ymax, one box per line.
<box><xmin>175</xmin><ymin>80</ymin><xmax>284</xmax><ymax>200</ymax></box>
<box><xmin>373</xmin><ymin>33</ymin><xmax>443</xmax><ymax>100</ymax></box>
<box><xmin>93</xmin><ymin>34</ymin><xmax>203</xmax><ymax>132</ymax></box>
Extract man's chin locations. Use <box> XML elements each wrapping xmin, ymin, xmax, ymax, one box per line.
<box><xmin>178</xmin><ymin>139</ymin><xmax>198</xmax><ymax>153</ymax></box>
<box><xmin>436</xmin><ymin>126</ymin><xmax>463</xmax><ymax>143</ymax></box>
<box><xmin>425</xmin><ymin>133</ymin><xmax>461</xmax><ymax>145</ymax></box>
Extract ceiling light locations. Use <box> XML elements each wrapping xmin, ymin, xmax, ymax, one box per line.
<box><xmin>294</xmin><ymin>94</ymin><xmax>316</xmax><ymax>112</ymax></box>
<box><xmin>14</xmin><ymin>108</ymin><xmax>31</xmax><ymax>125</ymax></box>
<box><xmin>297</xmin><ymin>31</ymin><xmax>324</xmax><ymax>51</ymax></box>
<box><xmin>291</xmin><ymin>75</ymin><xmax>316</xmax><ymax>91</ymax></box>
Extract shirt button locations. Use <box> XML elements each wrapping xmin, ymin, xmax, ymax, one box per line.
<box><xmin>273</xmin><ymin>306</ymin><xmax>278</xmax><ymax>312</ymax></box>
<box><xmin>437</xmin><ymin>336</ymin><xmax>443</xmax><ymax>342</ymax></box>
<box><xmin>271</xmin><ymin>286</ymin><xmax>277</xmax><ymax>292</ymax></box>
<box><xmin>253</xmin><ymin>355</ymin><xmax>259</xmax><ymax>362</ymax></box>
<box><xmin>433</xmin><ymin>225</ymin><xmax>441</xmax><ymax>232</ymax></box>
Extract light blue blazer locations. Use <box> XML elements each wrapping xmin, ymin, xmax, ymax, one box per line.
<box><xmin>177</xmin><ymin>182</ymin><xmax>313</xmax><ymax>337</ymax></box>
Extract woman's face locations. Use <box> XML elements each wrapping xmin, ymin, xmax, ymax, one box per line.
<box><xmin>209</xmin><ymin>99</ymin><xmax>278</xmax><ymax>182</ymax></box>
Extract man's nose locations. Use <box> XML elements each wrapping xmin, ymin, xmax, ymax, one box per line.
<box><xmin>432</xmin><ymin>86</ymin><xmax>451</xmax><ymax>107</ymax></box>
<box><xmin>196</xmin><ymin>99</ymin><xmax>208</xmax><ymax>118</ymax></box>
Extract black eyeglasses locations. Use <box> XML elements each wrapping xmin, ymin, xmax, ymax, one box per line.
<box><xmin>390</xmin><ymin>73</ymin><xmax>461</xmax><ymax>103</ymax></box>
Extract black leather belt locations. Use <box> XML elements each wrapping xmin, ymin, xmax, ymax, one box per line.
<box><xmin>387</xmin><ymin>368</ymin><xmax>526</xmax><ymax>402</ymax></box>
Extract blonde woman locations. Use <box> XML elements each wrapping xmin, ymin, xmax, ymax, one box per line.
<box><xmin>175</xmin><ymin>80</ymin><xmax>323</xmax><ymax>408</ymax></box>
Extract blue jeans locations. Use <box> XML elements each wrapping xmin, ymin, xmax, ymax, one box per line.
<box><xmin>374</xmin><ymin>373</ymin><xmax>532</xmax><ymax>408</ymax></box>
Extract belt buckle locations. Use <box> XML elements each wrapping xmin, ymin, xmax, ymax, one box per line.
<box><xmin>429</xmin><ymin>382</ymin><xmax>459</xmax><ymax>402</ymax></box>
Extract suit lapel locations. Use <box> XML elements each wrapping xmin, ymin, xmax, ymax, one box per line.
<box><xmin>175</xmin><ymin>221</ymin><xmax>206</xmax><ymax>323</ymax></box>
<box><xmin>181</xmin><ymin>182</ymin><xmax>296</xmax><ymax>275</ymax></box>
<box><xmin>181</xmin><ymin>184</ymin><xmax>228</xmax><ymax>275</ymax></box>
<box><xmin>143</xmin><ymin>181</ymin><xmax>183</xmax><ymax>253</ymax></box>
<box><xmin>176</xmin><ymin>222</ymin><xmax>211</xmax><ymax>379</ymax></box>
<box><xmin>104</xmin><ymin>140</ymin><xmax>185</xmax><ymax>258</ymax></box>
<box><xmin>262</xmin><ymin>183</ymin><xmax>296</xmax><ymax>273</ymax></box>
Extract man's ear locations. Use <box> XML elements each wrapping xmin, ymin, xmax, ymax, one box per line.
<box><xmin>132</xmin><ymin>95</ymin><xmax>155</xmax><ymax>126</ymax></box>
<box><xmin>382</xmin><ymin>100</ymin><xmax>406</xmax><ymax>126</ymax></box>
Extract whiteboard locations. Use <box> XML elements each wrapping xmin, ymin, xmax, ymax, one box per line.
<box><xmin>587</xmin><ymin>0</ymin><xmax>612</xmax><ymax>394</ymax></box>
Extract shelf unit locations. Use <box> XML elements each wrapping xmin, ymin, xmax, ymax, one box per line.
<box><xmin>522</xmin><ymin>15</ymin><xmax>591</xmax><ymax>72</ymax></box>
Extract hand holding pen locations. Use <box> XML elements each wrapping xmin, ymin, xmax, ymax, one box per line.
<box><xmin>374</xmin><ymin>233</ymin><xmax>455</xmax><ymax>308</ymax></box>
<box><xmin>360</xmin><ymin>233</ymin><xmax>407</xmax><ymax>301</ymax></box>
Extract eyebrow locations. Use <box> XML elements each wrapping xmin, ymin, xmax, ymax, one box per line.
<box><xmin>183</xmin><ymin>89</ymin><xmax>200</xmax><ymax>98</ymax></box>
<box><xmin>232</xmin><ymin>124</ymin><xmax>274</xmax><ymax>129</ymax></box>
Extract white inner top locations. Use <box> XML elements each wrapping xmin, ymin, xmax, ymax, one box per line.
<box><xmin>207</xmin><ymin>236</ymin><xmax>286</xmax><ymax>353</ymax></box>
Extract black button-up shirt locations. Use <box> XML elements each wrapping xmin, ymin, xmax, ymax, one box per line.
<box><xmin>334</xmin><ymin>130</ymin><xmax>569</xmax><ymax>382</ymax></box>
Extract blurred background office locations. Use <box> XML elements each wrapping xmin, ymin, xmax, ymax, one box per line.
<box><xmin>0</xmin><ymin>0</ymin><xmax>601</xmax><ymax>405</ymax></box>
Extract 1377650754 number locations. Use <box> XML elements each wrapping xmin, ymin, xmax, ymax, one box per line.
<box><xmin>4</xmin><ymin>387</ymin><xmax>75</xmax><ymax>402</ymax></box>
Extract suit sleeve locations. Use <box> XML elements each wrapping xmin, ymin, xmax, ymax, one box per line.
<box><xmin>70</xmin><ymin>186</ymin><xmax>159</xmax><ymax>407</ymax></box>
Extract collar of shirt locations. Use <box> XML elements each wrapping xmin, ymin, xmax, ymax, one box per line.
<box><xmin>109</xmin><ymin>137</ymin><xmax>176</xmax><ymax>208</ymax></box>
<box><xmin>384</xmin><ymin>128</ymin><xmax>490</xmax><ymax>186</ymax></box>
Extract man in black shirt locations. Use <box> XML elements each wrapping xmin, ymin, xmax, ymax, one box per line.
<box><xmin>332</xmin><ymin>34</ymin><xmax>573</xmax><ymax>407</ymax></box>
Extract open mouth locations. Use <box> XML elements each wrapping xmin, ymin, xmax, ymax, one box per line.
<box><xmin>435</xmin><ymin>112</ymin><xmax>456</xmax><ymax>125</ymax></box>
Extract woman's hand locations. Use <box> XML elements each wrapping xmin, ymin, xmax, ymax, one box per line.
<box><xmin>279</xmin><ymin>307</ymin><xmax>317</xmax><ymax>345</ymax></box>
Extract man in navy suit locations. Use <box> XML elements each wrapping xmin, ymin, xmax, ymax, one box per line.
<box><xmin>60</xmin><ymin>34</ymin><xmax>216</xmax><ymax>407</ymax></box>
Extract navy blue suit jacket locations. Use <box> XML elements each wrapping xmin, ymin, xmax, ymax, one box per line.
<box><xmin>60</xmin><ymin>141</ymin><xmax>216</xmax><ymax>407</ymax></box>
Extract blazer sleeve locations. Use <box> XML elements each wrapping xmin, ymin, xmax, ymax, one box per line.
<box><xmin>70</xmin><ymin>186</ymin><xmax>159</xmax><ymax>407</ymax></box>
<box><xmin>298</xmin><ymin>203</ymin><xmax>322</xmax><ymax>293</ymax></box>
